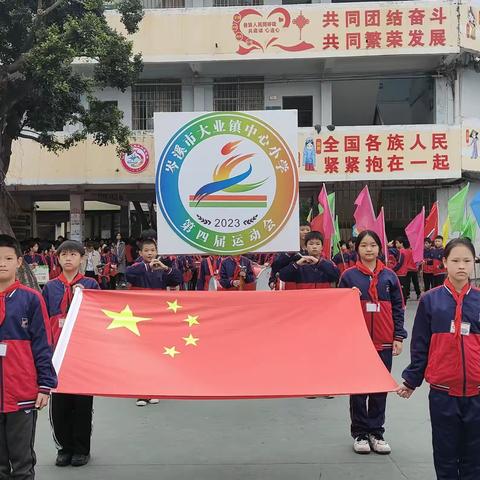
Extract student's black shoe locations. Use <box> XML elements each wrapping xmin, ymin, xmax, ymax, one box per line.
<box><xmin>71</xmin><ymin>454</ymin><xmax>90</xmax><ymax>467</ymax></box>
<box><xmin>55</xmin><ymin>452</ymin><xmax>72</xmax><ymax>467</ymax></box>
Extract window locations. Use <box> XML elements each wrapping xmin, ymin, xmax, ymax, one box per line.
<box><xmin>282</xmin><ymin>0</ymin><xmax>311</xmax><ymax>4</ymax></box>
<box><xmin>132</xmin><ymin>82</ymin><xmax>182</xmax><ymax>130</ymax></box>
<box><xmin>282</xmin><ymin>96</ymin><xmax>313</xmax><ymax>127</ymax></box>
<box><xmin>213</xmin><ymin>0</ymin><xmax>263</xmax><ymax>6</ymax></box>
<box><xmin>141</xmin><ymin>0</ymin><xmax>185</xmax><ymax>8</ymax></box>
<box><xmin>213</xmin><ymin>78</ymin><xmax>264</xmax><ymax>111</ymax></box>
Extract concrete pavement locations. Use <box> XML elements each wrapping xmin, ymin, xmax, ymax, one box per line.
<box><xmin>35</xmin><ymin>300</ymin><xmax>435</xmax><ymax>480</ymax></box>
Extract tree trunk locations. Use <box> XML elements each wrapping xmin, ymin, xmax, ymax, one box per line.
<box><xmin>0</xmin><ymin>133</ymin><xmax>40</xmax><ymax>291</ymax></box>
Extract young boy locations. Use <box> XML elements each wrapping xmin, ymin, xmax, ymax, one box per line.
<box><xmin>332</xmin><ymin>241</ymin><xmax>349</xmax><ymax>274</ymax></box>
<box><xmin>422</xmin><ymin>238</ymin><xmax>434</xmax><ymax>292</ymax></box>
<box><xmin>126</xmin><ymin>239</ymin><xmax>182</xmax><ymax>406</ymax></box>
<box><xmin>219</xmin><ymin>255</ymin><xmax>256</xmax><ymax>290</ymax></box>
<box><xmin>0</xmin><ymin>234</ymin><xmax>57</xmax><ymax>479</ymax></box>
<box><xmin>42</xmin><ymin>240</ymin><xmax>99</xmax><ymax>468</ymax></box>
<box><xmin>279</xmin><ymin>231</ymin><xmax>340</xmax><ymax>288</ymax></box>
<box><xmin>431</xmin><ymin>235</ymin><xmax>446</xmax><ymax>287</ymax></box>
<box><xmin>299</xmin><ymin>222</ymin><xmax>311</xmax><ymax>254</ymax></box>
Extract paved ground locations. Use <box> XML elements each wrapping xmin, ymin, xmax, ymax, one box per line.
<box><xmin>34</xmin><ymin>300</ymin><xmax>435</xmax><ymax>480</ymax></box>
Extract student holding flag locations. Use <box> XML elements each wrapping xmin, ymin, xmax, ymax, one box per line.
<box><xmin>339</xmin><ymin>230</ymin><xmax>406</xmax><ymax>455</ymax></box>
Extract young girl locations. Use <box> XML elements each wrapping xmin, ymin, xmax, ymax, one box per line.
<box><xmin>397</xmin><ymin>238</ymin><xmax>480</xmax><ymax>479</ymax></box>
<box><xmin>339</xmin><ymin>230</ymin><xmax>406</xmax><ymax>455</ymax></box>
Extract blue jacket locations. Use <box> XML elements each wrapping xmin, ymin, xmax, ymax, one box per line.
<box><xmin>279</xmin><ymin>258</ymin><xmax>339</xmax><ymax>289</ymax></box>
<box><xmin>126</xmin><ymin>261</ymin><xmax>182</xmax><ymax>289</ymax></box>
<box><xmin>219</xmin><ymin>256</ymin><xmax>255</xmax><ymax>289</ymax></box>
<box><xmin>402</xmin><ymin>284</ymin><xmax>480</xmax><ymax>397</ymax></box>
<box><xmin>0</xmin><ymin>281</ymin><xmax>57</xmax><ymax>413</ymax></box>
<box><xmin>339</xmin><ymin>266</ymin><xmax>406</xmax><ymax>350</ymax></box>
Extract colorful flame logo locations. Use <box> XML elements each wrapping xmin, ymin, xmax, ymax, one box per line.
<box><xmin>193</xmin><ymin>141</ymin><xmax>268</xmax><ymax>204</ymax></box>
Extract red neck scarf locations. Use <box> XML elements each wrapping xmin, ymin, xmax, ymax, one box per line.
<box><xmin>0</xmin><ymin>281</ymin><xmax>21</xmax><ymax>326</ymax></box>
<box><xmin>58</xmin><ymin>272</ymin><xmax>84</xmax><ymax>315</ymax></box>
<box><xmin>445</xmin><ymin>278</ymin><xmax>470</xmax><ymax>339</ymax></box>
<box><xmin>355</xmin><ymin>260</ymin><xmax>386</xmax><ymax>304</ymax></box>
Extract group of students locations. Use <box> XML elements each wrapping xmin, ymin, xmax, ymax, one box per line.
<box><xmin>1</xmin><ymin>223</ymin><xmax>479</xmax><ymax>479</ymax></box>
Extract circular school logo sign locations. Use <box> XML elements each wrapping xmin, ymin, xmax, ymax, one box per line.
<box><xmin>156</xmin><ymin>112</ymin><xmax>298</xmax><ymax>254</ymax></box>
<box><xmin>121</xmin><ymin>144</ymin><xmax>150</xmax><ymax>174</ymax></box>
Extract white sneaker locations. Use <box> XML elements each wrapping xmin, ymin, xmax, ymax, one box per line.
<box><xmin>353</xmin><ymin>435</ymin><xmax>371</xmax><ymax>454</ymax></box>
<box><xmin>136</xmin><ymin>399</ymin><xmax>148</xmax><ymax>407</ymax></box>
<box><xmin>148</xmin><ymin>399</ymin><xmax>160</xmax><ymax>404</ymax></box>
<box><xmin>368</xmin><ymin>434</ymin><xmax>391</xmax><ymax>454</ymax></box>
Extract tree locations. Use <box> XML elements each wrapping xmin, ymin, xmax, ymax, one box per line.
<box><xmin>0</xmin><ymin>0</ymin><xmax>144</xmax><ymax>286</ymax></box>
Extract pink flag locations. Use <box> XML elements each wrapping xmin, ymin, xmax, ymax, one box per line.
<box><xmin>372</xmin><ymin>207</ymin><xmax>388</xmax><ymax>255</ymax></box>
<box><xmin>354</xmin><ymin>186</ymin><xmax>376</xmax><ymax>232</ymax></box>
<box><xmin>405</xmin><ymin>208</ymin><xmax>426</xmax><ymax>264</ymax></box>
<box><xmin>318</xmin><ymin>184</ymin><xmax>334</xmax><ymax>239</ymax></box>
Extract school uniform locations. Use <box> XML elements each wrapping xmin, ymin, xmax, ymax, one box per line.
<box><xmin>219</xmin><ymin>256</ymin><xmax>256</xmax><ymax>290</ymax></box>
<box><xmin>269</xmin><ymin>252</ymin><xmax>302</xmax><ymax>289</ymax></box>
<box><xmin>423</xmin><ymin>248</ymin><xmax>435</xmax><ymax>292</ymax></box>
<box><xmin>196</xmin><ymin>256</ymin><xmax>221</xmax><ymax>291</ymax></box>
<box><xmin>348</xmin><ymin>251</ymin><xmax>358</xmax><ymax>268</ymax></box>
<box><xmin>333</xmin><ymin>251</ymin><xmax>349</xmax><ymax>274</ymax></box>
<box><xmin>387</xmin><ymin>247</ymin><xmax>400</xmax><ymax>271</ymax></box>
<box><xmin>0</xmin><ymin>281</ymin><xmax>57</xmax><ymax>479</ymax></box>
<box><xmin>432</xmin><ymin>247</ymin><xmax>447</xmax><ymax>287</ymax></box>
<box><xmin>279</xmin><ymin>257</ymin><xmax>339</xmax><ymax>289</ymax></box>
<box><xmin>23</xmin><ymin>253</ymin><xmax>45</xmax><ymax>266</ymax></box>
<box><xmin>126</xmin><ymin>261</ymin><xmax>182</xmax><ymax>289</ymax></box>
<box><xmin>406</xmin><ymin>248</ymin><xmax>421</xmax><ymax>298</ymax></box>
<box><xmin>339</xmin><ymin>261</ymin><xmax>406</xmax><ymax>439</ymax></box>
<box><xmin>402</xmin><ymin>281</ymin><xmax>480</xmax><ymax>479</ymax></box>
<box><xmin>45</xmin><ymin>253</ymin><xmax>61</xmax><ymax>280</ymax></box>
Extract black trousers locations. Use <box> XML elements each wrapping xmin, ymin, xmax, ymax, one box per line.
<box><xmin>0</xmin><ymin>409</ymin><xmax>37</xmax><ymax>480</ymax></box>
<box><xmin>423</xmin><ymin>273</ymin><xmax>434</xmax><ymax>292</ymax></box>
<box><xmin>50</xmin><ymin>393</ymin><xmax>93</xmax><ymax>455</ymax></box>
<box><xmin>433</xmin><ymin>274</ymin><xmax>446</xmax><ymax>287</ymax></box>
<box><xmin>350</xmin><ymin>349</ymin><xmax>393</xmax><ymax>438</ymax></box>
<box><xmin>430</xmin><ymin>389</ymin><xmax>480</xmax><ymax>480</ymax></box>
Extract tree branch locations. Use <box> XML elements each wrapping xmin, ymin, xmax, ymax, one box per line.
<box><xmin>38</xmin><ymin>0</ymin><xmax>66</xmax><ymax>17</ymax></box>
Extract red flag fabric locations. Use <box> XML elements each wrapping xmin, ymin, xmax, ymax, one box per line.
<box><xmin>405</xmin><ymin>207</ymin><xmax>426</xmax><ymax>264</ymax></box>
<box><xmin>372</xmin><ymin>207</ymin><xmax>388</xmax><ymax>255</ymax></box>
<box><xmin>354</xmin><ymin>185</ymin><xmax>376</xmax><ymax>232</ymax></box>
<box><xmin>424</xmin><ymin>201</ymin><xmax>439</xmax><ymax>240</ymax></box>
<box><xmin>53</xmin><ymin>289</ymin><xmax>397</xmax><ymax>398</ymax></box>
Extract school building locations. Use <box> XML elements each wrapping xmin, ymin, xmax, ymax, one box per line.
<box><xmin>6</xmin><ymin>0</ymin><xmax>480</xmax><ymax>245</ymax></box>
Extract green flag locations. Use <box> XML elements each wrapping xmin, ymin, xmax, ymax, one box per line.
<box><xmin>461</xmin><ymin>214</ymin><xmax>477</xmax><ymax>242</ymax></box>
<box><xmin>448</xmin><ymin>184</ymin><xmax>469</xmax><ymax>233</ymax></box>
<box><xmin>332</xmin><ymin>215</ymin><xmax>341</xmax><ymax>256</ymax></box>
<box><xmin>328</xmin><ymin>192</ymin><xmax>335</xmax><ymax>218</ymax></box>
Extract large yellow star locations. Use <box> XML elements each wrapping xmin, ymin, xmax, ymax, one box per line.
<box><xmin>103</xmin><ymin>305</ymin><xmax>151</xmax><ymax>336</ymax></box>
<box><xmin>183</xmin><ymin>334</ymin><xmax>199</xmax><ymax>346</ymax></box>
<box><xmin>184</xmin><ymin>314</ymin><xmax>200</xmax><ymax>327</ymax></box>
<box><xmin>166</xmin><ymin>300</ymin><xmax>182</xmax><ymax>313</ymax></box>
<box><xmin>163</xmin><ymin>346</ymin><xmax>180</xmax><ymax>358</ymax></box>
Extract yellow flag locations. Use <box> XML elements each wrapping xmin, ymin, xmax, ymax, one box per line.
<box><xmin>441</xmin><ymin>218</ymin><xmax>450</xmax><ymax>246</ymax></box>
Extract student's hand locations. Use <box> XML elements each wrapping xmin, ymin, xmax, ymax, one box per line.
<box><xmin>31</xmin><ymin>263</ymin><xmax>38</xmax><ymax>268</ymax></box>
<box><xmin>239</xmin><ymin>271</ymin><xmax>246</xmax><ymax>278</ymax></box>
<box><xmin>35</xmin><ymin>393</ymin><xmax>50</xmax><ymax>410</ymax></box>
<box><xmin>150</xmin><ymin>259</ymin><xmax>168</xmax><ymax>271</ymax></box>
<box><xmin>395</xmin><ymin>384</ymin><xmax>414</xmax><ymax>399</ymax></box>
<box><xmin>232</xmin><ymin>280</ymin><xmax>241</xmax><ymax>288</ymax></box>
<box><xmin>72</xmin><ymin>284</ymin><xmax>84</xmax><ymax>292</ymax></box>
<box><xmin>269</xmin><ymin>281</ymin><xmax>276</xmax><ymax>290</ymax></box>
<box><xmin>352</xmin><ymin>287</ymin><xmax>361</xmax><ymax>296</ymax></box>
<box><xmin>296</xmin><ymin>256</ymin><xmax>318</xmax><ymax>265</ymax></box>
<box><xmin>393</xmin><ymin>340</ymin><xmax>403</xmax><ymax>356</ymax></box>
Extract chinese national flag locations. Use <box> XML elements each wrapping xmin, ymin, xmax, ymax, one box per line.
<box><xmin>53</xmin><ymin>289</ymin><xmax>397</xmax><ymax>398</ymax></box>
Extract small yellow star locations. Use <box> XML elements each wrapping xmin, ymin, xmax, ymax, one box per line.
<box><xmin>163</xmin><ymin>346</ymin><xmax>180</xmax><ymax>358</ymax></box>
<box><xmin>183</xmin><ymin>334</ymin><xmax>199</xmax><ymax>346</ymax></box>
<box><xmin>184</xmin><ymin>314</ymin><xmax>200</xmax><ymax>327</ymax></box>
<box><xmin>103</xmin><ymin>305</ymin><xmax>151</xmax><ymax>336</ymax></box>
<box><xmin>167</xmin><ymin>300</ymin><xmax>182</xmax><ymax>313</ymax></box>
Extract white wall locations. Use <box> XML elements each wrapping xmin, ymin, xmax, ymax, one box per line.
<box><xmin>460</xmin><ymin>68</ymin><xmax>480</xmax><ymax>120</ymax></box>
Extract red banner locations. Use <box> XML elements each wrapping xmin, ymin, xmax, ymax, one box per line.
<box><xmin>53</xmin><ymin>289</ymin><xmax>397</xmax><ymax>398</ymax></box>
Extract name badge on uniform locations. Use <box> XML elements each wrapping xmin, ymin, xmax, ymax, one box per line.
<box><xmin>366</xmin><ymin>303</ymin><xmax>380</xmax><ymax>313</ymax></box>
<box><xmin>0</xmin><ymin>343</ymin><xmax>7</xmax><ymax>357</ymax></box>
<box><xmin>450</xmin><ymin>321</ymin><xmax>471</xmax><ymax>336</ymax></box>
<box><xmin>59</xmin><ymin>318</ymin><xmax>66</xmax><ymax>328</ymax></box>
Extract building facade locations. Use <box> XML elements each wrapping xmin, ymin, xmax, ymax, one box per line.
<box><xmin>6</xmin><ymin>0</ymin><xmax>480</xmax><ymax>245</ymax></box>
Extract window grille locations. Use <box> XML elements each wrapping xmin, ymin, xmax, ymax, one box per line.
<box><xmin>213</xmin><ymin>0</ymin><xmax>263</xmax><ymax>6</ymax></box>
<box><xmin>213</xmin><ymin>78</ymin><xmax>264</xmax><ymax>111</ymax></box>
<box><xmin>141</xmin><ymin>0</ymin><xmax>185</xmax><ymax>8</ymax></box>
<box><xmin>132</xmin><ymin>82</ymin><xmax>182</xmax><ymax>130</ymax></box>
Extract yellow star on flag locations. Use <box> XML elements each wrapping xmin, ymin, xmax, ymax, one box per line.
<box><xmin>103</xmin><ymin>305</ymin><xmax>151</xmax><ymax>336</ymax></box>
<box><xmin>184</xmin><ymin>314</ymin><xmax>199</xmax><ymax>327</ymax></box>
<box><xmin>167</xmin><ymin>300</ymin><xmax>182</xmax><ymax>313</ymax></box>
<box><xmin>164</xmin><ymin>346</ymin><xmax>180</xmax><ymax>358</ymax></box>
<box><xmin>183</xmin><ymin>334</ymin><xmax>199</xmax><ymax>346</ymax></box>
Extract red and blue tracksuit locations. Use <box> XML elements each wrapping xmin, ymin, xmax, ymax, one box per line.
<box><xmin>42</xmin><ymin>273</ymin><xmax>99</xmax><ymax>457</ymax></box>
<box><xmin>196</xmin><ymin>256</ymin><xmax>222</xmax><ymax>291</ymax></box>
<box><xmin>279</xmin><ymin>258</ymin><xmax>339</xmax><ymax>289</ymax></box>
<box><xmin>387</xmin><ymin>247</ymin><xmax>400</xmax><ymax>270</ymax></box>
<box><xmin>126</xmin><ymin>261</ymin><xmax>182</xmax><ymax>289</ymax></box>
<box><xmin>23</xmin><ymin>253</ymin><xmax>45</xmax><ymax>266</ymax></box>
<box><xmin>0</xmin><ymin>281</ymin><xmax>57</xmax><ymax>413</ymax></box>
<box><xmin>333</xmin><ymin>251</ymin><xmax>349</xmax><ymax>274</ymax></box>
<box><xmin>402</xmin><ymin>281</ymin><xmax>480</xmax><ymax>479</ymax></box>
<box><xmin>423</xmin><ymin>248</ymin><xmax>435</xmax><ymax>291</ymax></box>
<box><xmin>431</xmin><ymin>247</ymin><xmax>446</xmax><ymax>286</ymax></box>
<box><xmin>219</xmin><ymin>256</ymin><xmax>256</xmax><ymax>290</ymax></box>
<box><xmin>268</xmin><ymin>252</ymin><xmax>302</xmax><ymax>289</ymax></box>
<box><xmin>339</xmin><ymin>261</ymin><xmax>406</xmax><ymax>438</ymax></box>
